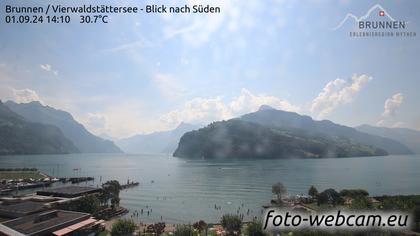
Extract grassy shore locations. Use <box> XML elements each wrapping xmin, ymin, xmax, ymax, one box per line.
<box><xmin>0</xmin><ymin>170</ymin><xmax>46</xmax><ymax>180</ymax></box>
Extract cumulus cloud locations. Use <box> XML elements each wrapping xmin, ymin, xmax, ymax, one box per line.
<box><xmin>375</xmin><ymin>93</ymin><xmax>404</xmax><ymax>127</ymax></box>
<box><xmin>78</xmin><ymin>101</ymin><xmax>167</xmax><ymax>139</ymax></box>
<box><xmin>376</xmin><ymin>119</ymin><xmax>386</xmax><ymax>127</ymax></box>
<box><xmin>382</xmin><ymin>93</ymin><xmax>404</xmax><ymax>117</ymax></box>
<box><xmin>229</xmin><ymin>88</ymin><xmax>299</xmax><ymax>114</ymax></box>
<box><xmin>40</xmin><ymin>64</ymin><xmax>58</xmax><ymax>76</ymax></box>
<box><xmin>310</xmin><ymin>74</ymin><xmax>372</xmax><ymax>118</ymax></box>
<box><xmin>391</xmin><ymin>121</ymin><xmax>405</xmax><ymax>128</ymax></box>
<box><xmin>160</xmin><ymin>88</ymin><xmax>299</xmax><ymax>126</ymax></box>
<box><xmin>12</xmin><ymin>88</ymin><xmax>41</xmax><ymax>103</ymax></box>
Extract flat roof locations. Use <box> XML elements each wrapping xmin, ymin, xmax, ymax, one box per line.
<box><xmin>52</xmin><ymin>218</ymin><xmax>96</xmax><ymax>236</ymax></box>
<box><xmin>1</xmin><ymin>210</ymin><xmax>90</xmax><ymax>235</ymax></box>
<box><xmin>0</xmin><ymin>201</ymin><xmax>45</xmax><ymax>218</ymax></box>
<box><xmin>36</xmin><ymin>186</ymin><xmax>100</xmax><ymax>198</ymax></box>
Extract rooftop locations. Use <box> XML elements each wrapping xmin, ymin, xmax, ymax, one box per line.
<box><xmin>36</xmin><ymin>186</ymin><xmax>100</xmax><ymax>198</ymax></box>
<box><xmin>0</xmin><ymin>201</ymin><xmax>46</xmax><ymax>218</ymax></box>
<box><xmin>0</xmin><ymin>210</ymin><xmax>90</xmax><ymax>235</ymax></box>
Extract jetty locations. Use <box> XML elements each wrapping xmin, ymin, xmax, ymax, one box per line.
<box><xmin>121</xmin><ymin>182</ymin><xmax>140</xmax><ymax>190</ymax></box>
<box><xmin>59</xmin><ymin>177</ymin><xmax>94</xmax><ymax>184</ymax></box>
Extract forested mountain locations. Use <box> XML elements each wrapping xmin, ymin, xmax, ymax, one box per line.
<box><xmin>356</xmin><ymin>125</ymin><xmax>420</xmax><ymax>154</ymax></box>
<box><xmin>0</xmin><ymin>101</ymin><xmax>79</xmax><ymax>155</ymax></box>
<box><xmin>5</xmin><ymin>101</ymin><xmax>122</xmax><ymax>153</ymax></box>
<box><xmin>240</xmin><ymin>106</ymin><xmax>413</xmax><ymax>155</ymax></box>
<box><xmin>173</xmin><ymin>119</ymin><xmax>387</xmax><ymax>159</ymax></box>
<box><xmin>174</xmin><ymin>106</ymin><xmax>413</xmax><ymax>159</ymax></box>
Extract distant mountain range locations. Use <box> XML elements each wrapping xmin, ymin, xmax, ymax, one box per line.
<box><xmin>5</xmin><ymin>101</ymin><xmax>122</xmax><ymax>154</ymax></box>
<box><xmin>116</xmin><ymin>122</ymin><xmax>201</xmax><ymax>154</ymax></box>
<box><xmin>174</xmin><ymin>106</ymin><xmax>413</xmax><ymax>159</ymax></box>
<box><xmin>356</xmin><ymin>125</ymin><xmax>420</xmax><ymax>154</ymax></box>
<box><xmin>0</xmin><ymin>101</ymin><xmax>78</xmax><ymax>155</ymax></box>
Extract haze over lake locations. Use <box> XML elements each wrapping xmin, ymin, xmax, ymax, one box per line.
<box><xmin>0</xmin><ymin>154</ymin><xmax>419</xmax><ymax>223</ymax></box>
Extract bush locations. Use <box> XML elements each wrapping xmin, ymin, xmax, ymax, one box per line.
<box><xmin>111</xmin><ymin>219</ymin><xmax>136</xmax><ymax>236</ymax></box>
<box><xmin>246</xmin><ymin>221</ymin><xmax>265</xmax><ymax>236</ymax></box>
<box><xmin>173</xmin><ymin>224</ymin><xmax>196</xmax><ymax>236</ymax></box>
<box><xmin>221</xmin><ymin>214</ymin><xmax>242</xmax><ymax>235</ymax></box>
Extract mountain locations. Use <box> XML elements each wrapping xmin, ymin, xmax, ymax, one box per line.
<box><xmin>174</xmin><ymin>106</ymin><xmax>413</xmax><ymax>159</ymax></box>
<box><xmin>117</xmin><ymin>122</ymin><xmax>201</xmax><ymax>154</ymax></box>
<box><xmin>240</xmin><ymin>107</ymin><xmax>413</xmax><ymax>155</ymax></box>
<box><xmin>173</xmin><ymin>119</ymin><xmax>387</xmax><ymax>159</ymax></box>
<box><xmin>5</xmin><ymin>101</ymin><xmax>122</xmax><ymax>153</ymax></box>
<box><xmin>356</xmin><ymin>125</ymin><xmax>420</xmax><ymax>154</ymax></box>
<box><xmin>0</xmin><ymin>101</ymin><xmax>78</xmax><ymax>155</ymax></box>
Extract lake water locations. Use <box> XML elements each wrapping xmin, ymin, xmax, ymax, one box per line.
<box><xmin>0</xmin><ymin>154</ymin><xmax>419</xmax><ymax>223</ymax></box>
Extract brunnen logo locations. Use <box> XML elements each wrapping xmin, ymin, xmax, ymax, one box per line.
<box><xmin>331</xmin><ymin>4</ymin><xmax>416</xmax><ymax>38</ymax></box>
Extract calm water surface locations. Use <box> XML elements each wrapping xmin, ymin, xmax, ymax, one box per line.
<box><xmin>0</xmin><ymin>154</ymin><xmax>419</xmax><ymax>223</ymax></box>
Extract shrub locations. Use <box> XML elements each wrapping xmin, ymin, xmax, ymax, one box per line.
<box><xmin>110</xmin><ymin>219</ymin><xmax>136</xmax><ymax>236</ymax></box>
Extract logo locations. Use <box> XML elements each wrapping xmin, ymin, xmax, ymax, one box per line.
<box><xmin>332</xmin><ymin>4</ymin><xmax>416</xmax><ymax>38</ymax></box>
<box><xmin>379</xmin><ymin>10</ymin><xmax>385</xmax><ymax>17</ymax></box>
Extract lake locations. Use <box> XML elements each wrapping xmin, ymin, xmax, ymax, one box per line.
<box><xmin>0</xmin><ymin>154</ymin><xmax>419</xmax><ymax>223</ymax></box>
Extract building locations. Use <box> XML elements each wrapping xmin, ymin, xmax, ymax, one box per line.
<box><xmin>36</xmin><ymin>186</ymin><xmax>101</xmax><ymax>198</ymax></box>
<box><xmin>0</xmin><ymin>210</ymin><xmax>104</xmax><ymax>236</ymax></box>
<box><xmin>0</xmin><ymin>201</ymin><xmax>47</xmax><ymax>219</ymax></box>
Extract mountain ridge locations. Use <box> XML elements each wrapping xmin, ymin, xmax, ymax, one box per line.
<box><xmin>116</xmin><ymin>122</ymin><xmax>201</xmax><ymax>154</ymax></box>
<box><xmin>5</xmin><ymin>101</ymin><xmax>122</xmax><ymax>154</ymax></box>
<box><xmin>174</xmin><ymin>106</ymin><xmax>413</xmax><ymax>159</ymax></box>
<box><xmin>0</xmin><ymin>101</ymin><xmax>79</xmax><ymax>155</ymax></box>
<box><xmin>356</xmin><ymin>124</ymin><xmax>420</xmax><ymax>154</ymax></box>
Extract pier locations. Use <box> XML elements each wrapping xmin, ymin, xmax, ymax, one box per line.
<box><xmin>121</xmin><ymin>182</ymin><xmax>140</xmax><ymax>190</ymax></box>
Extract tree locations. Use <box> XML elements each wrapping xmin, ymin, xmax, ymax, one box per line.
<box><xmin>221</xmin><ymin>214</ymin><xmax>242</xmax><ymax>236</ymax></box>
<box><xmin>110</xmin><ymin>219</ymin><xmax>136</xmax><ymax>236</ymax></box>
<box><xmin>272</xmin><ymin>182</ymin><xmax>287</xmax><ymax>203</ymax></box>
<box><xmin>340</xmin><ymin>189</ymin><xmax>369</xmax><ymax>198</ymax></box>
<box><xmin>76</xmin><ymin>195</ymin><xmax>100</xmax><ymax>214</ymax></box>
<box><xmin>308</xmin><ymin>186</ymin><xmax>318</xmax><ymax>199</ymax></box>
<box><xmin>246</xmin><ymin>221</ymin><xmax>265</xmax><ymax>236</ymax></box>
<box><xmin>350</xmin><ymin>196</ymin><xmax>372</xmax><ymax>210</ymax></box>
<box><xmin>317</xmin><ymin>189</ymin><xmax>342</xmax><ymax>206</ymax></box>
<box><xmin>174</xmin><ymin>224</ymin><xmax>196</xmax><ymax>236</ymax></box>
<box><xmin>193</xmin><ymin>220</ymin><xmax>207</xmax><ymax>233</ymax></box>
<box><xmin>102</xmin><ymin>180</ymin><xmax>121</xmax><ymax>209</ymax></box>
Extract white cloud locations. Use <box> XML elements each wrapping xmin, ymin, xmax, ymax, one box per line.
<box><xmin>376</xmin><ymin>119</ymin><xmax>385</xmax><ymax>127</ymax></box>
<box><xmin>160</xmin><ymin>88</ymin><xmax>299</xmax><ymax>126</ymax></box>
<box><xmin>382</xmin><ymin>93</ymin><xmax>403</xmax><ymax>117</ymax></box>
<box><xmin>40</xmin><ymin>64</ymin><xmax>58</xmax><ymax>76</ymax></box>
<box><xmin>375</xmin><ymin>93</ymin><xmax>404</xmax><ymax>128</ymax></box>
<box><xmin>229</xmin><ymin>88</ymin><xmax>299</xmax><ymax>114</ymax></box>
<box><xmin>310</xmin><ymin>74</ymin><xmax>372</xmax><ymax>118</ymax></box>
<box><xmin>391</xmin><ymin>121</ymin><xmax>405</xmax><ymax>128</ymax></box>
<box><xmin>40</xmin><ymin>64</ymin><xmax>52</xmax><ymax>71</ymax></box>
<box><xmin>162</xmin><ymin>1</ymin><xmax>267</xmax><ymax>47</ymax></box>
<box><xmin>12</xmin><ymin>88</ymin><xmax>41</xmax><ymax>103</ymax></box>
<box><xmin>77</xmin><ymin>101</ymin><xmax>164</xmax><ymax>139</ymax></box>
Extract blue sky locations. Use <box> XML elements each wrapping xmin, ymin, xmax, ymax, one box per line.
<box><xmin>1</xmin><ymin>0</ymin><xmax>419</xmax><ymax>138</ymax></box>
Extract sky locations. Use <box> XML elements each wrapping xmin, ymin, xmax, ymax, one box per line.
<box><xmin>1</xmin><ymin>0</ymin><xmax>419</xmax><ymax>139</ymax></box>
